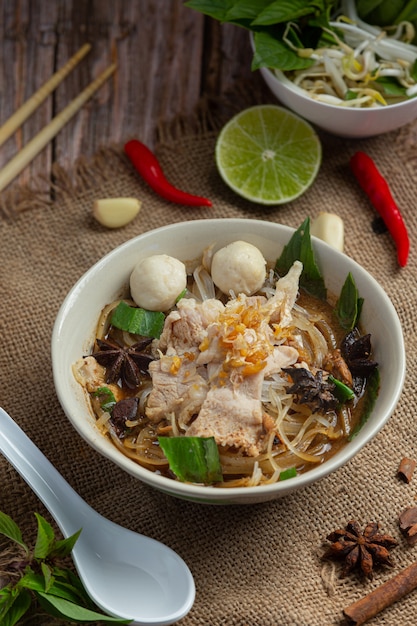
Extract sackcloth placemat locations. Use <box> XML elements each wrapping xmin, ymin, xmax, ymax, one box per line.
<box><xmin>0</xmin><ymin>109</ymin><xmax>417</xmax><ymax>626</ymax></box>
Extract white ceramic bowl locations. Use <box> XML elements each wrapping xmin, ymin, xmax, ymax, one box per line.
<box><xmin>259</xmin><ymin>65</ymin><xmax>417</xmax><ymax>138</ymax></box>
<box><xmin>52</xmin><ymin>219</ymin><xmax>406</xmax><ymax>505</ymax></box>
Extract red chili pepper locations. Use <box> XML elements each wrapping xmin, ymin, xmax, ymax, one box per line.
<box><xmin>124</xmin><ymin>139</ymin><xmax>212</xmax><ymax>207</ymax></box>
<box><xmin>350</xmin><ymin>151</ymin><xmax>409</xmax><ymax>267</ymax></box>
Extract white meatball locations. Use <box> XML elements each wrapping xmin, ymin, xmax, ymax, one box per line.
<box><xmin>130</xmin><ymin>254</ymin><xmax>187</xmax><ymax>311</ymax></box>
<box><xmin>211</xmin><ymin>241</ymin><xmax>266</xmax><ymax>296</ymax></box>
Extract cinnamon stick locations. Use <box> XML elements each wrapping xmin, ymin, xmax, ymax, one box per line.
<box><xmin>397</xmin><ymin>457</ymin><xmax>416</xmax><ymax>483</ymax></box>
<box><xmin>343</xmin><ymin>562</ymin><xmax>417</xmax><ymax>625</ymax></box>
<box><xmin>399</xmin><ymin>507</ymin><xmax>417</xmax><ymax>546</ymax></box>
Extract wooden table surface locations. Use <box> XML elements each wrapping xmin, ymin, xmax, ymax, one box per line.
<box><xmin>0</xmin><ymin>0</ymin><xmax>265</xmax><ymax>195</ymax></box>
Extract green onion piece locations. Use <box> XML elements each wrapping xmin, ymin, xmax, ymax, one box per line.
<box><xmin>110</xmin><ymin>301</ymin><xmax>164</xmax><ymax>338</ymax></box>
<box><xmin>275</xmin><ymin>217</ymin><xmax>327</xmax><ymax>300</ymax></box>
<box><xmin>175</xmin><ymin>288</ymin><xmax>187</xmax><ymax>303</ymax></box>
<box><xmin>93</xmin><ymin>387</ymin><xmax>116</xmax><ymax>412</ymax></box>
<box><xmin>329</xmin><ymin>376</ymin><xmax>355</xmax><ymax>403</ymax></box>
<box><xmin>279</xmin><ymin>467</ymin><xmax>297</xmax><ymax>481</ymax></box>
<box><xmin>158</xmin><ymin>436</ymin><xmax>223</xmax><ymax>484</ymax></box>
<box><xmin>348</xmin><ymin>368</ymin><xmax>380</xmax><ymax>441</ymax></box>
<box><xmin>335</xmin><ymin>273</ymin><xmax>363</xmax><ymax>330</ymax></box>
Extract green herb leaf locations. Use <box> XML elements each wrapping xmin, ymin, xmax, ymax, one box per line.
<box><xmin>110</xmin><ymin>301</ymin><xmax>164</xmax><ymax>338</ymax></box>
<box><xmin>335</xmin><ymin>272</ymin><xmax>362</xmax><ymax>330</ymax></box>
<box><xmin>33</xmin><ymin>513</ymin><xmax>55</xmax><ymax>559</ymax></box>
<box><xmin>329</xmin><ymin>375</ymin><xmax>355</xmax><ymax>403</ymax></box>
<box><xmin>356</xmin><ymin>0</ymin><xmax>385</xmax><ymax>19</ymax></box>
<box><xmin>183</xmin><ymin>0</ymin><xmax>233</xmax><ymax>21</ymax></box>
<box><xmin>19</xmin><ymin>570</ymin><xmax>95</xmax><ymax>606</ymax></box>
<box><xmin>0</xmin><ymin>512</ymin><xmax>28</xmax><ymax>555</ymax></box>
<box><xmin>0</xmin><ymin>511</ymin><xmax>130</xmax><ymax>624</ymax></box>
<box><xmin>253</xmin><ymin>0</ymin><xmax>319</xmax><ymax>25</ymax></box>
<box><xmin>93</xmin><ymin>386</ymin><xmax>117</xmax><ymax>412</ymax></box>
<box><xmin>35</xmin><ymin>591</ymin><xmax>132</xmax><ymax>623</ymax></box>
<box><xmin>374</xmin><ymin>76</ymin><xmax>408</xmax><ymax>97</ymax></box>
<box><xmin>225</xmin><ymin>0</ymin><xmax>274</xmax><ymax>21</ymax></box>
<box><xmin>252</xmin><ymin>29</ymin><xmax>314</xmax><ymax>71</ymax></box>
<box><xmin>345</xmin><ymin>90</ymin><xmax>359</xmax><ymax>101</ymax></box>
<box><xmin>51</xmin><ymin>567</ymin><xmax>95</xmax><ymax>607</ymax></box>
<box><xmin>278</xmin><ymin>467</ymin><xmax>297</xmax><ymax>480</ymax></box>
<box><xmin>348</xmin><ymin>368</ymin><xmax>380</xmax><ymax>440</ymax></box>
<box><xmin>158</xmin><ymin>437</ymin><xmax>223</xmax><ymax>484</ymax></box>
<box><xmin>49</xmin><ymin>529</ymin><xmax>82</xmax><ymax>559</ymax></box>
<box><xmin>41</xmin><ymin>562</ymin><xmax>54</xmax><ymax>593</ymax></box>
<box><xmin>18</xmin><ymin>570</ymin><xmax>47</xmax><ymax>593</ymax></box>
<box><xmin>0</xmin><ymin>588</ymin><xmax>31</xmax><ymax>626</ymax></box>
<box><xmin>275</xmin><ymin>217</ymin><xmax>327</xmax><ymax>299</ymax></box>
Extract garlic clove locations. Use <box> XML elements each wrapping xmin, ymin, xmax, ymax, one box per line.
<box><xmin>311</xmin><ymin>212</ymin><xmax>344</xmax><ymax>252</ymax></box>
<box><xmin>93</xmin><ymin>197</ymin><xmax>142</xmax><ymax>228</ymax></box>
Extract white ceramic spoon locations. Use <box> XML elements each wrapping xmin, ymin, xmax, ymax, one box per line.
<box><xmin>0</xmin><ymin>407</ymin><xmax>195</xmax><ymax>625</ymax></box>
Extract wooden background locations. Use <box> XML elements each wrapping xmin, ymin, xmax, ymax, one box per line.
<box><xmin>0</xmin><ymin>0</ymin><xmax>268</xmax><ymax>194</ymax></box>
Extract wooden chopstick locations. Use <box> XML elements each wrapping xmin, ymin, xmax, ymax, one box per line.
<box><xmin>0</xmin><ymin>63</ymin><xmax>117</xmax><ymax>194</ymax></box>
<box><xmin>0</xmin><ymin>43</ymin><xmax>92</xmax><ymax>148</ymax></box>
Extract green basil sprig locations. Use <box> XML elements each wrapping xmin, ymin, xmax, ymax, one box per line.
<box><xmin>0</xmin><ymin>511</ymin><xmax>131</xmax><ymax>625</ymax></box>
<box><xmin>335</xmin><ymin>272</ymin><xmax>364</xmax><ymax>331</ymax></box>
<box><xmin>184</xmin><ymin>0</ymin><xmax>340</xmax><ymax>71</ymax></box>
<box><xmin>275</xmin><ymin>217</ymin><xmax>327</xmax><ymax>300</ymax></box>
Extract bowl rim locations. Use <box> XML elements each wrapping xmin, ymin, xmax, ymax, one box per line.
<box><xmin>52</xmin><ymin>218</ymin><xmax>407</xmax><ymax>502</ymax></box>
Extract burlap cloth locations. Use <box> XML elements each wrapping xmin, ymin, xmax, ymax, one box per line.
<box><xmin>1</xmin><ymin>109</ymin><xmax>417</xmax><ymax>625</ymax></box>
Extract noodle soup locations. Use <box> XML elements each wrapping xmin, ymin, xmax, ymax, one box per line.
<box><xmin>73</xmin><ymin>221</ymin><xmax>379</xmax><ymax>489</ymax></box>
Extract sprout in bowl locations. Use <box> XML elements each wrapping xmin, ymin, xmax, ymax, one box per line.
<box><xmin>52</xmin><ymin>219</ymin><xmax>405</xmax><ymax>505</ymax></box>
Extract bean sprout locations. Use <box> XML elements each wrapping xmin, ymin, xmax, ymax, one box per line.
<box><xmin>280</xmin><ymin>0</ymin><xmax>417</xmax><ymax>107</ymax></box>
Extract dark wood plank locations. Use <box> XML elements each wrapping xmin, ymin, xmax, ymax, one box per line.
<box><xmin>0</xmin><ymin>0</ymin><xmax>262</xmax><ymax>194</ymax></box>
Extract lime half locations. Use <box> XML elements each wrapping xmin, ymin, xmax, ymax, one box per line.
<box><xmin>215</xmin><ymin>105</ymin><xmax>322</xmax><ymax>205</ymax></box>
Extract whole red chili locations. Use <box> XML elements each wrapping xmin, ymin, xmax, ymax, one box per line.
<box><xmin>350</xmin><ymin>151</ymin><xmax>409</xmax><ymax>267</ymax></box>
<box><xmin>124</xmin><ymin>139</ymin><xmax>212</xmax><ymax>207</ymax></box>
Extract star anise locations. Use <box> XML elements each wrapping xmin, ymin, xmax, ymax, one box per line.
<box><xmin>91</xmin><ymin>337</ymin><xmax>154</xmax><ymax>389</ymax></box>
<box><xmin>282</xmin><ymin>367</ymin><xmax>338</xmax><ymax>412</ymax></box>
<box><xmin>323</xmin><ymin>520</ymin><xmax>398</xmax><ymax>580</ymax></box>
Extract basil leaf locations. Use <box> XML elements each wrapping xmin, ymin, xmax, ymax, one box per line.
<box><xmin>110</xmin><ymin>301</ymin><xmax>164</xmax><ymax>338</ymax></box>
<box><xmin>52</xmin><ymin>567</ymin><xmax>95</xmax><ymax>606</ymax></box>
<box><xmin>348</xmin><ymin>368</ymin><xmax>380</xmax><ymax>440</ymax></box>
<box><xmin>335</xmin><ymin>272</ymin><xmax>361</xmax><ymax>330</ymax></box>
<box><xmin>41</xmin><ymin>562</ymin><xmax>54</xmax><ymax>593</ymax></box>
<box><xmin>253</xmin><ymin>0</ymin><xmax>319</xmax><ymax>25</ymax></box>
<box><xmin>275</xmin><ymin>217</ymin><xmax>327</xmax><ymax>299</ymax></box>
<box><xmin>185</xmin><ymin>0</ymin><xmax>341</xmax><ymax>71</ymax></box>
<box><xmin>0</xmin><ymin>512</ymin><xmax>28</xmax><ymax>554</ymax></box>
<box><xmin>356</xmin><ymin>0</ymin><xmax>385</xmax><ymax>19</ymax></box>
<box><xmin>225</xmin><ymin>0</ymin><xmax>274</xmax><ymax>21</ymax></box>
<box><xmin>183</xmin><ymin>0</ymin><xmax>234</xmax><ymax>21</ymax></box>
<box><xmin>374</xmin><ymin>76</ymin><xmax>408</xmax><ymax>97</ymax></box>
<box><xmin>34</xmin><ymin>513</ymin><xmax>55</xmax><ymax>559</ymax></box>
<box><xmin>35</xmin><ymin>592</ymin><xmax>132</xmax><ymax>623</ymax></box>
<box><xmin>18</xmin><ymin>571</ymin><xmax>46</xmax><ymax>593</ymax></box>
<box><xmin>158</xmin><ymin>437</ymin><xmax>223</xmax><ymax>484</ymax></box>
<box><xmin>252</xmin><ymin>29</ymin><xmax>314</xmax><ymax>71</ymax></box>
<box><xmin>49</xmin><ymin>529</ymin><xmax>82</xmax><ymax>559</ymax></box>
<box><xmin>0</xmin><ymin>588</ymin><xmax>31</xmax><ymax>626</ymax></box>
